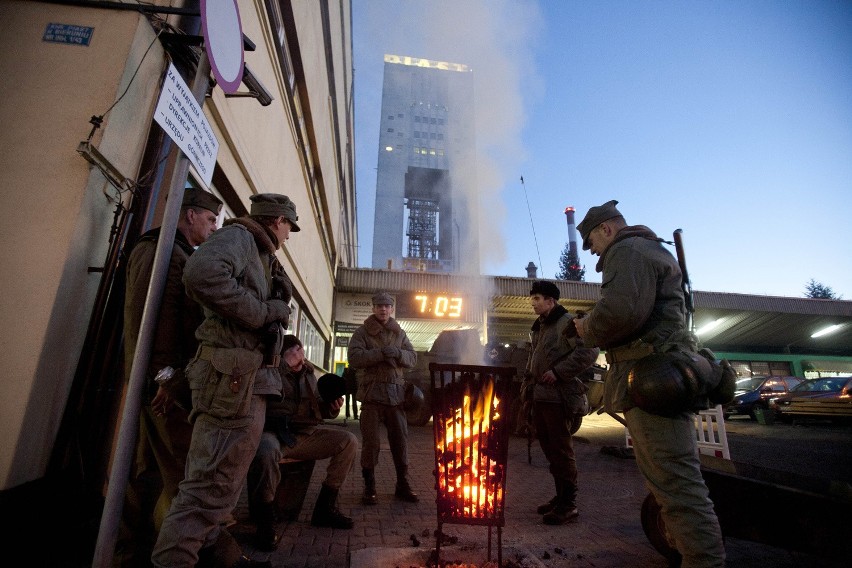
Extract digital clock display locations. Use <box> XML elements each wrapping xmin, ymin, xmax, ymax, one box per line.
<box><xmin>396</xmin><ymin>293</ymin><xmax>464</xmax><ymax>319</ymax></box>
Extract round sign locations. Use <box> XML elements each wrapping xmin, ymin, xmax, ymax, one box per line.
<box><xmin>201</xmin><ymin>0</ymin><xmax>245</xmax><ymax>94</ymax></box>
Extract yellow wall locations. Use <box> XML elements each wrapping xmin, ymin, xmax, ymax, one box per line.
<box><xmin>0</xmin><ymin>2</ymin><xmax>163</xmax><ymax>489</ymax></box>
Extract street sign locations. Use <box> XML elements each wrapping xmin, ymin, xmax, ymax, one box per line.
<box><xmin>153</xmin><ymin>63</ymin><xmax>219</xmax><ymax>185</ymax></box>
<box><xmin>201</xmin><ymin>0</ymin><xmax>244</xmax><ymax>94</ymax></box>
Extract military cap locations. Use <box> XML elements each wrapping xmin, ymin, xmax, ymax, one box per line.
<box><xmin>577</xmin><ymin>199</ymin><xmax>623</xmax><ymax>250</ymax></box>
<box><xmin>530</xmin><ymin>280</ymin><xmax>560</xmax><ymax>301</ymax></box>
<box><xmin>249</xmin><ymin>193</ymin><xmax>301</xmax><ymax>232</ymax></box>
<box><xmin>182</xmin><ymin>187</ymin><xmax>223</xmax><ymax>215</ymax></box>
<box><xmin>372</xmin><ymin>291</ymin><xmax>394</xmax><ymax>306</ymax></box>
<box><xmin>317</xmin><ymin>373</ymin><xmax>347</xmax><ymax>402</ymax></box>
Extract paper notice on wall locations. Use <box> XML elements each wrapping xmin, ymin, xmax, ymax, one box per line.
<box><xmin>153</xmin><ymin>63</ymin><xmax>219</xmax><ymax>185</ymax></box>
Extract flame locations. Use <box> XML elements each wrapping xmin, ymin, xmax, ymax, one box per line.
<box><xmin>436</xmin><ymin>374</ymin><xmax>503</xmax><ymax>518</ymax></box>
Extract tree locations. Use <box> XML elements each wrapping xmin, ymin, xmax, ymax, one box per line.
<box><xmin>556</xmin><ymin>242</ymin><xmax>585</xmax><ymax>281</ymax></box>
<box><xmin>804</xmin><ymin>279</ymin><xmax>841</xmax><ymax>299</ymax></box>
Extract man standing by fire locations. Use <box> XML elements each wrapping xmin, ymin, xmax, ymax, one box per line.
<box><xmin>522</xmin><ymin>280</ymin><xmax>599</xmax><ymax>525</ymax></box>
<box><xmin>347</xmin><ymin>292</ymin><xmax>419</xmax><ymax>505</ymax></box>
<box><xmin>574</xmin><ymin>200</ymin><xmax>725</xmax><ymax>567</ymax></box>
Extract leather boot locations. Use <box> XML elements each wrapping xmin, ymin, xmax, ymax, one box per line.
<box><xmin>198</xmin><ymin>530</ymin><xmax>268</xmax><ymax>568</ymax></box>
<box><xmin>362</xmin><ymin>468</ymin><xmax>378</xmax><ymax>505</ymax></box>
<box><xmin>536</xmin><ymin>477</ymin><xmax>561</xmax><ymax>514</ymax></box>
<box><xmin>253</xmin><ymin>500</ymin><xmax>280</xmax><ymax>551</ymax></box>
<box><xmin>543</xmin><ymin>480</ymin><xmax>578</xmax><ymax>525</ymax></box>
<box><xmin>394</xmin><ymin>466</ymin><xmax>419</xmax><ymax>502</ymax></box>
<box><xmin>311</xmin><ymin>484</ymin><xmax>354</xmax><ymax>529</ymax></box>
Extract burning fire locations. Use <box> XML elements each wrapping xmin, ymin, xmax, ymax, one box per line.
<box><xmin>436</xmin><ymin>374</ymin><xmax>503</xmax><ymax>519</ymax></box>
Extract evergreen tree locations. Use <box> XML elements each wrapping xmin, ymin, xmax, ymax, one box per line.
<box><xmin>556</xmin><ymin>242</ymin><xmax>585</xmax><ymax>281</ymax></box>
<box><xmin>804</xmin><ymin>279</ymin><xmax>840</xmax><ymax>299</ymax></box>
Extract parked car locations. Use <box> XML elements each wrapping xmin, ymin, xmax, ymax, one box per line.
<box><xmin>770</xmin><ymin>376</ymin><xmax>852</xmax><ymax>423</ymax></box>
<box><xmin>723</xmin><ymin>376</ymin><xmax>803</xmax><ymax>420</ymax></box>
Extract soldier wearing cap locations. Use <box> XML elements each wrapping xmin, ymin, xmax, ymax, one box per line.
<box><xmin>247</xmin><ymin>334</ymin><xmax>357</xmax><ymax>550</ymax></box>
<box><xmin>522</xmin><ymin>280</ymin><xmax>598</xmax><ymax>525</ymax></box>
<box><xmin>152</xmin><ymin>193</ymin><xmax>298</xmax><ymax>568</ymax></box>
<box><xmin>574</xmin><ymin>200</ymin><xmax>725</xmax><ymax>566</ymax></box>
<box><xmin>347</xmin><ymin>292</ymin><xmax>419</xmax><ymax>504</ymax></box>
<box><xmin>118</xmin><ymin>187</ymin><xmax>223</xmax><ymax>566</ymax></box>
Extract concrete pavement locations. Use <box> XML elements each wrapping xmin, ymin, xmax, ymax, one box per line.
<box><xmin>228</xmin><ymin>413</ymin><xmax>845</xmax><ymax>568</ymax></box>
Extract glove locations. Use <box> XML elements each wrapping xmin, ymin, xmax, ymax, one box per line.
<box><xmin>266</xmin><ymin>299</ymin><xmax>290</xmax><ymax>326</ymax></box>
<box><xmin>382</xmin><ymin>346</ymin><xmax>401</xmax><ymax>359</ymax></box>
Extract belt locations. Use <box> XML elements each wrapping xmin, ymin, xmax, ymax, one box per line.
<box><xmin>605</xmin><ymin>343</ymin><xmax>654</xmax><ymax>365</ymax></box>
<box><xmin>197</xmin><ymin>345</ymin><xmax>276</xmax><ymax>367</ymax></box>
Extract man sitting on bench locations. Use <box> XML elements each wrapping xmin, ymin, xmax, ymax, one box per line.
<box><xmin>247</xmin><ymin>335</ymin><xmax>356</xmax><ymax>550</ymax></box>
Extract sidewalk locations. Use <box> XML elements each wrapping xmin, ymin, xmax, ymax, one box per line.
<box><xmin>229</xmin><ymin>413</ymin><xmax>843</xmax><ymax>568</ymax></box>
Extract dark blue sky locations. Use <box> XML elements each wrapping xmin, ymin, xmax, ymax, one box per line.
<box><xmin>353</xmin><ymin>0</ymin><xmax>851</xmax><ymax>299</ymax></box>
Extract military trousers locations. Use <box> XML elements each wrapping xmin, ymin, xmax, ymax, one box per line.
<box><xmin>625</xmin><ymin>407</ymin><xmax>725</xmax><ymax>568</ymax></box>
<box><xmin>533</xmin><ymin>401</ymin><xmax>578</xmax><ymax>487</ymax></box>
<box><xmin>248</xmin><ymin>425</ymin><xmax>357</xmax><ymax>504</ymax></box>
<box><xmin>359</xmin><ymin>401</ymin><xmax>408</xmax><ymax>471</ymax></box>
<box><xmin>151</xmin><ymin>394</ymin><xmax>267</xmax><ymax>568</ymax></box>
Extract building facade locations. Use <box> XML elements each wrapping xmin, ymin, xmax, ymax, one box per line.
<box><xmin>0</xmin><ymin>0</ymin><xmax>356</xmax><ymax>509</ymax></box>
<box><xmin>371</xmin><ymin>54</ymin><xmax>480</xmax><ymax>274</ymax></box>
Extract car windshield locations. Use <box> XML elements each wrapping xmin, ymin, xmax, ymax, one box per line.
<box><xmin>735</xmin><ymin>377</ymin><xmax>767</xmax><ymax>392</ymax></box>
<box><xmin>791</xmin><ymin>377</ymin><xmax>848</xmax><ymax>393</ymax></box>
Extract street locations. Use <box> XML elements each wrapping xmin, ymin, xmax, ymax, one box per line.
<box><xmin>574</xmin><ymin>411</ymin><xmax>852</xmax><ymax>483</ymax></box>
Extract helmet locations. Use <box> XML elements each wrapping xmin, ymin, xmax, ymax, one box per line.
<box><xmin>404</xmin><ymin>382</ymin><xmax>425</xmax><ymax>413</ymax></box>
<box><xmin>628</xmin><ymin>351</ymin><xmax>713</xmax><ymax>416</ymax></box>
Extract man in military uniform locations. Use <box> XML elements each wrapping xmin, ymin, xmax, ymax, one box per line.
<box><xmin>574</xmin><ymin>200</ymin><xmax>725</xmax><ymax>567</ymax></box>
<box><xmin>523</xmin><ymin>280</ymin><xmax>598</xmax><ymax>525</ymax></box>
<box><xmin>347</xmin><ymin>292</ymin><xmax>418</xmax><ymax>505</ymax></box>
<box><xmin>118</xmin><ymin>187</ymin><xmax>222</xmax><ymax>566</ymax></box>
<box><xmin>152</xmin><ymin>193</ymin><xmax>298</xmax><ymax>568</ymax></box>
<box><xmin>247</xmin><ymin>335</ymin><xmax>356</xmax><ymax>551</ymax></box>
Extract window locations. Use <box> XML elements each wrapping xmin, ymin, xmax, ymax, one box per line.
<box><xmin>415</xmin><ymin>116</ymin><xmax>421</xmax><ymax>123</ymax></box>
<box><xmin>266</xmin><ymin>1</ymin><xmax>295</xmax><ymax>89</ymax></box>
<box><xmin>413</xmin><ymin>131</ymin><xmax>420</xmax><ymax>138</ymax></box>
<box><xmin>387</xmin><ymin>128</ymin><xmax>394</xmax><ymax>133</ymax></box>
<box><xmin>388</xmin><ymin>115</ymin><xmax>394</xmax><ymax>120</ymax></box>
<box><xmin>298</xmin><ymin>312</ymin><xmax>325</xmax><ymax>367</ymax></box>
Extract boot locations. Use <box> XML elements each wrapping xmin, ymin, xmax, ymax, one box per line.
<box><xmin>198</xmin><ymin>530</ymin><xmax>269</xmax><ymax>568</ymax></box>
<box><xmin>311</xmin><ymin>484</ymin><xmax>354</xmax><ymax>529</ymax></box>
<box><xmin>253</xmin><ymin>500</ymin><xmax>280</xmax><ymax>551</ymax></box>
<box><xmin>536</xmin><ymin>495</ymin><xmax>558</xmax><ymax>515</ymax></box>
<box><xmin>394</xmin><ymin>466</ymin><xmax>419</xmax><ymax>502</ymax></box>
<box><xmin>536</xmin><ymin>477</ymin><xmax>561</xmax><ymax>514</ymax></box>
<box><xmin>542</xmin><ymin>480</ymin><xmax>578</xmax><ymax>525</ymax></box>
<box><xmin>362</xmin><ymin>468</ymin><xmax>378</xmax><ymax>505</ymax></box>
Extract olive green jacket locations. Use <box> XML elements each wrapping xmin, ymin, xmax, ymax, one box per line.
<box><xmin>581</xmin><ymin>225</ymin><xmax>696</xmax><ymax>411</ymax></box>
<box><xmin>525</xmin><ymin>304</ymin><xmax>599</xmax><ymax>405</ymax></box>
<box><xmin>182</xmin><ymin>217</ymin><xmax>292</xmax><ymax>395</ymax></box>
<box><xmin>348</xmin><ymin>315</ymin><xmax>416</xmax><ymax>406</ymax></box>
<box><xmin>124</xmin><ymin>228</ymin><xmax>199</xmax><ymax>404</ymax></box>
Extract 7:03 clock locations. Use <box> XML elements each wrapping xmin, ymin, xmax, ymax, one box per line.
<box><xmin>396</xmin><ymin>293</ymin><xmax>464</xmax><ymax>319</ymax></box>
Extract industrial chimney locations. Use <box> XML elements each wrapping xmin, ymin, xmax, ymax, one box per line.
<box><xmin>564</xmin><ymin>206</ymin><xmax>578</xmax><ymax>257</ymax></box>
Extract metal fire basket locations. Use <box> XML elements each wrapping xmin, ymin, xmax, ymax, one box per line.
<box><xmin>430</xmin><ymin>363</ymin><xmax>515</xmax><ymax>567</ymax></box>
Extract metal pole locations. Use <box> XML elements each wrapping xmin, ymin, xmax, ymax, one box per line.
<box><xmin>91</xmin><ymin>50</ymin><xmax>211</xmax><ymax>568</ymax></box>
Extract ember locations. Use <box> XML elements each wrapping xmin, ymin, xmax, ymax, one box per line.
<box><xmin>430</xmin><ymin>363</ymin><xmax>515</xmax><ymax>567</ymax></box>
